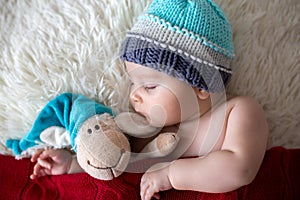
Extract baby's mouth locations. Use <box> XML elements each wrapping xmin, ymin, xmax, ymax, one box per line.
<box><xmin>136</xmin><ymin>111</ymin><xmax>151</xmax><ymax>123</ymax></box>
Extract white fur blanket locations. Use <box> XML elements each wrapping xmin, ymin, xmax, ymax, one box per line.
<box><xmin>0</xmin><ymin>0</ymin><xmax>299</xmax><ymax>155</ymax></box>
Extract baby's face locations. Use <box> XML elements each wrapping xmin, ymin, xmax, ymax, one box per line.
<box><xmin>125</xmin><ymin>61</ymin><xmax>200</xmax><ymax>127</ymax></box>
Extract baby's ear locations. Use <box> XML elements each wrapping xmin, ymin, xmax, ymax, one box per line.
<box><xmin>115</xmin><ymin>112</ymin><xmax>161</xmax><ymax>138</ymax></box>
<box><xmin>194</xmin><ymin>88</ymin><xmax>210</xmax><ymax>100</ymax></box>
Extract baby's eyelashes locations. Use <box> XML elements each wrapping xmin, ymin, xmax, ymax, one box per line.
<box><xmin>130</xmin><ymin>81</ymin><xmax>157</xmax><ymax>91</ymax></box>
<box><xmin>144</xmin><ymin>84</ymin><xmax>157</xmax><ymax>91</ymax></box>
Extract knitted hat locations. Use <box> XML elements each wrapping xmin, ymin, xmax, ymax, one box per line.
<box><xmin>120</xmin><ymin>0</ymin><xmax>234</xmax><ymax>92</ymax></box>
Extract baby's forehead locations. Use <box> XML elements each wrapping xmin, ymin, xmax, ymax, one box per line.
<box><xmin>128</xmin><ymin>69</ymin><xmax>162</xmax><ymax>80</ymax></box>
<box><xmin>125</xmin><ymin>62</ymin><xmax>165</xmax><ymax>79</ymax></box>
<box><xmin>125</xmin><ymin>61</ymin><xmax>191</xmax><ymax>88</ymax></box>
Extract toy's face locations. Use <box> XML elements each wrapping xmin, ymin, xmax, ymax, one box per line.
<box><xmin>76</xmin><ymin>114</ymin><xmax>131</xmax><ymax>180</ymax></box>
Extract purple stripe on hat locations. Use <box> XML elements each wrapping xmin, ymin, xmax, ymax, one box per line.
<box><xmin>120</xmin><ymin>36</ymin><xmax>231</xmax><ymax>93</ymax></box>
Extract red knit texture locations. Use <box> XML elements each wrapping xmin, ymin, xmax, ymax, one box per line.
<box><xmin>0</xmin><ymin>147</ymin><xmax>299</xmax><ymax>200</ymax></box>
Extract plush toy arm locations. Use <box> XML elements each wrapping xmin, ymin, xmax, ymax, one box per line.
<box><xmin>140</xmin><ymin>132</ymin><xmax>180</xmax><ymax>157</ymax></box>
<box><xmin>115</xmin><ymin>112</ymin><xmax>161</xmax><ymax>138</ymax></box>
<box><xmin>130</xmin><ymin>132</ymin><xmax>180</xmax><ymax>163</ymax></box>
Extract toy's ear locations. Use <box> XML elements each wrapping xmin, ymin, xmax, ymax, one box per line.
<box><xmin>115</xmin><ymin>112</ymin><xmax>161</xmax><ymax>138</ymax></box>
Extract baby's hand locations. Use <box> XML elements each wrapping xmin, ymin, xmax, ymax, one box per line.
<box><xmin>30</xmin><ymin>149</ymin><xmax>73</xmax><ymax>179</ymax></box>
<box><xmin>140</xmin><ymin>162</ymin><xmax>173</xmax><ymax>200</ymax></box>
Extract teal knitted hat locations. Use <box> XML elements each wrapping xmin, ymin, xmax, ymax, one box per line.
<box><xmin>120</xmin><ymin>0</ymin><xmax>234</xmax><ymax>92</ymax></box>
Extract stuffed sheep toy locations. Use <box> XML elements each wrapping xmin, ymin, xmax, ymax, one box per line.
<box><xmin>6</xmin><ymin>93</ymin><xmax>179</xmax><ymax>180</ymax></box>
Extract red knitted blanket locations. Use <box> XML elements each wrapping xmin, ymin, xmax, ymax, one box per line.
<box><xmin>1</xmin><ymin>147</ymin><xmax>299</xmax><ymax>200</ymax></box>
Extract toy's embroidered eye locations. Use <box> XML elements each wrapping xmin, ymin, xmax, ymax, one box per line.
<box><xmin>95</xmin><ymin>125</ymin><xmax>100</xmax><ymax>130</ymax></box>
<box><xmin>87</xmin><ymin>129</ymin><xmax>92</xmax><ymax>134</ymax></box>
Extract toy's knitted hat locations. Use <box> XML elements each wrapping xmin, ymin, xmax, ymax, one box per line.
<box><xmin>120</xmin><ymin>0</ymin><xmax>234</xmax><ymax>92</ymax></box>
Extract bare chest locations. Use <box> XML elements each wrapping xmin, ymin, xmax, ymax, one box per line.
<box><xmin>180</xmin><ymin>102</ymin><xmax>231</xmax><ymax>157</ymax></box>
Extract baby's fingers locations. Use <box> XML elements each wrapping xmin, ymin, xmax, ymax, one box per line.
<box><xmin>31</xmin><ymin>149</ymin><xmax>44</xmax><ymax>162</ymax></box>
<box><xmin>140</xmin><ymin>185</ymin><xmax>149</xmax><ymax>200</ymax></box>
<box><xmin>141</xmin><ymin>182</ymin><xmax>159</xmax><ymax>200</ymax></box>
<box><xmin>30</xmin><ymin>163</ymin><xmax>43</xmax><ymax>179</ymax></box>
<box><xmin>37</xmin><ymin>157</ymin><xmax>52</xmax><ymax>170</ymax></box>
<box><xmin>142</xmin><ymin>189</ymin><xmax>157</xmax><ymax>200</ymax></box>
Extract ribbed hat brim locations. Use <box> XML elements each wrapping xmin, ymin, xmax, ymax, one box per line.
<box><xmin>120</xmin><ymin>36</ymin><xmax>231</xmax><ymax>93</ymax></box>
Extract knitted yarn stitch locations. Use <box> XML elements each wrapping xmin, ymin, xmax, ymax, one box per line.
<box><xmin>120</xmin><ymin>0</ymin><xmax>234</xmax><ymax>92</ymax></box>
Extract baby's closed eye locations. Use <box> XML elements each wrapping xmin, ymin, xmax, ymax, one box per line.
<box><xmin>144</xmin><ymin>84</ymin><xmax>157</xmax><ymax>90</ymax></box>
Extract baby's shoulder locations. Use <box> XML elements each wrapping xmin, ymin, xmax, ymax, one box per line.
<box><xmin>226</xmin><ymin>95</ymin><xmax>262</xmax><ymax>110</ymax></box>
<box><xmin>220</xmin><ymin>95</ymin><xmax>268</xmax><ymax>155</ymax></box>
<box><xmin>211</xmin><ymin>95</ymin><xmax>263</xmax><ymax>119</ymax></box>
<box><xmin>226</xmin><ymin>95</ymin><xmax>266</xmax><ymax>125</ymax></box>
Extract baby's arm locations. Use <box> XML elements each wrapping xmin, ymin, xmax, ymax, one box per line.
<box><xmin>168</xmin><ymin>96</ymin><xmax>269</xmax><ymax>193</ymax></box>
<box><xmin>30</xmin><ymin>149</ymin><xmax>83</xmax><ymax>179</ymax></box>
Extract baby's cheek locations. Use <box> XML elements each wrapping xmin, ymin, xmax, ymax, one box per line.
<box><xmin>148</xmin><ymin>103</ymin><xmax>181</xmax><ymax>127</ymax></box>
<box><xmin>149</xmin><ymin>104</ymin><xmax>167</xmax><ymax>127</ymax></box>
<box><xmin>165</xmin><ymin>99</ymin><xmax>182</xmax><ymax>123</ymax></box>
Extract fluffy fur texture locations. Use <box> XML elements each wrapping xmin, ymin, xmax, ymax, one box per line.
<box><xmin>0</xmin><ymin>0</ymin><xmax>299</xmax><ymax>155</ymax></box>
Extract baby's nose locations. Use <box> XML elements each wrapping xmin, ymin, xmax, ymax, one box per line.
<box><xmin>131</xmin><ymin>93</ymin><xmax>143</xmax><ymax>103</ymax></box>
